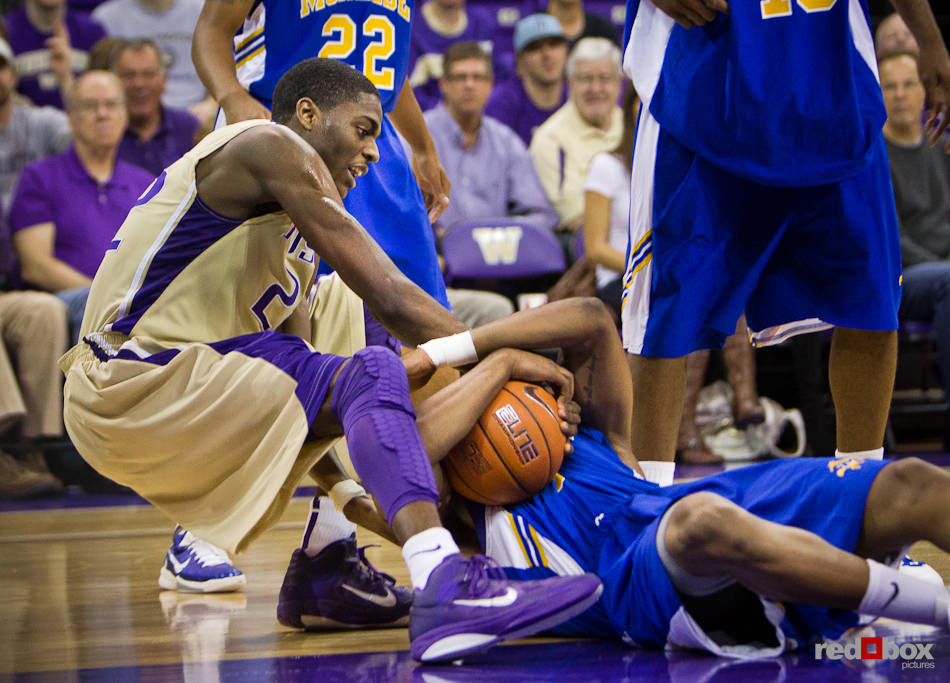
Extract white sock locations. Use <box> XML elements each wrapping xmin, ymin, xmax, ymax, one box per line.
<box><xmin>301</xmin><ymin>496</ymin><xmax>357</xmax><ymax>557</ymax></box>
<box><xmin>640</xmin><ymin>460</ymin><xmax>675</xmax><ymax>487</ymax></box>
<box><xmin>835</xmin><ymin>447</ymin><xmax>884</xmax><ymax>460</ymax></box>
<box><xmin>401</xmin><ymin>527</ymin><xmax>460</xmax><ymax>590</ymax></box>
<box><xmin>859</xmin><ymin>559</ymin><xmax>949</xmax><ymax>628</ymax></box>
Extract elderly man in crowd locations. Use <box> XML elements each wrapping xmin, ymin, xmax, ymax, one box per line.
<box><xmin>529</xmin><ymin>37</ymin><xmax>622</xmax><ymax>244</ymax></box>
<box><xmin>109</xmin><ymin>38</ymin><xmax>200</xmax><ymax>177</ymax></box>
<box><xmin>9</xmin><ymin>70</ymin><xmax>154</xmax><ymax>340</ymax></box>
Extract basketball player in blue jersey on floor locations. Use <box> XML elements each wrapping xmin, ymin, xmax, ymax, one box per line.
<box><xmin>59</xmin><ymin>58</ymin><xmax>603</xmax><ymax>663</ymax></box>
<box><xmin>178</xmin><ymin>0</ymin><xmax>457</xmax><ymax>598</ymax></box>
<box><xmin>318</xmin><ymin>296</ymin><xmax>950</xmax><ymax>657</ymax></box>
<box><xmin>618</xmin><ymin>0</ymin><xmax>950</xmax><ymax>490</ymax></box>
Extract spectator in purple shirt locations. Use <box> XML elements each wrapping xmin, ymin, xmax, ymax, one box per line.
<box><xmin>408</xmin><ymin>0</ymin><xmax>508</xmax><ymax>112</ymax></box>
<box><xmin>109</xmin><ymin>38</ymin><xmax>199</xmax><ymax>177</ymax></box>
<box><xmin>484</xmin><ymin>13</ymin><xmax>569</xmax><ymax>147</ymax></box>
<box><xmin>9</xmin><ymin>70</ymin><xmax>154</xmax><ymax>339</ymax></box>
<box><xmin>5</xmin><ymin>0</ymin><xmax>107</xmax><ymax>109</ymax></box>
<box><xmin>425</xmin><ymin>41</ymin><xmax>557</xmax><ymax>236</ymax></box>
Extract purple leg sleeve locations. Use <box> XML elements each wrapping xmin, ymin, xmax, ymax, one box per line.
<box><xmin>329</xmin><ymin>345</ymin><xmax>438</xmax><ymax>524</ymax></box>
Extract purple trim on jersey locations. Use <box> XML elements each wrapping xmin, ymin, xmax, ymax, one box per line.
<box><xmin>109</xmin><ymin>194</ymin><xmax>243</xmax><ymax>334</ymax></box>
<box><xmin>134</xmin><ymin>171</ymin><xmax>167</xmax><ymax>207</ymax></box>
<box><xmin>90</xmin><ymin>330</ymin><xmax>346</xmax><ymax>426</ymax></box>
<box><xmin>252</xmin><ymin>268</ymin><xmax>300</xmax><ymax>330</ymax></box>
<box><xmin>209</xmin><ymin>332</ymin><xmax>346</xmax><ymax>425</ymax></box>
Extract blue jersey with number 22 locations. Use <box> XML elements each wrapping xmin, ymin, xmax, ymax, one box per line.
<box><xmin>234</xmin><ymin>0</ymin><xmax>415</xmax><ymax>113</ymax></box>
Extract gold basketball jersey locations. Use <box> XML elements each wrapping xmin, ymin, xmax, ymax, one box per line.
<box><xmin>79</xmin><ymin>119</ymin><xmax>316</xmax><ymax>358</ymax></box>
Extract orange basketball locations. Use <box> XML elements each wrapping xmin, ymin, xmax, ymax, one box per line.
<box><xmin>444</xmin><ymin>381</ymin><xmax>566</xmax><ymax>505</ymax></box>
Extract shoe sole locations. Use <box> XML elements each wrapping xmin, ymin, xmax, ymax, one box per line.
<box><xmin>158</xmin><ymin>566</ymin><xmax>247</xmax><ymax>593</ymax></box>
<box><xmin>296</xmin><ymin>614</ymin><xmax>410</xmax><ymax>630</ymax></box>
<box><xmin>414</xmin><ymin>583</ymin><xmax>603</xmax><ymax>663</ymax></box>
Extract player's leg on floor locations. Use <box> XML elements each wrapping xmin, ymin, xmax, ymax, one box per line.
<box><xmin>283</xmin><ymin>346</ymin><xmax>603</xmax><ymax>660</ymax></box>
<box><xmin>829</xmin><ymin>327</ymin><xmax>897</xmax><ymax>454</ymax></box>
<box><xmin>858</xmin><ymin>458</ymin><xmax>950</xmax><ymax>558</ymax></box>
<box><xmin>660</xmin><ymin>491</ymin><xmax>949</xmax><ymax>629</ymax></box>
<box><xmin>158</xmin><ymin>526</ymin><xmax>246</xmax><ymax>593</ymax></box>
<box><xmin>628</xmin><ymin>354</ymin><xmax>685</xmax><ymax>485</ymax></box>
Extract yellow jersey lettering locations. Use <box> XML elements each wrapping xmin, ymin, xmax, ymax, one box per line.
<box><xmin>762</xmin><ymin>0</ymin><xmax>836</xmax><ymax>19</ymax></box>
<box><xmin>299</xmin><ymin>0</ymin><xmax>324</xmax><ymax>19</ymax></box>
<box><xmin>398</xmin><ymin>0</ymin><xmax>410</xmax><ymax>23</ymax></box>
<box><xmin>797</xmin><ymin>0</ymin><xmax>836</xmax><ymax>12</ymax></box>
<box><xmin>760</xmin><ymin>0</ymin><xmax>792</xmax><ymax>19</ymax></box>
<box><xmin>363</xmin><ymin>15</ymin><xmax>395</xmax><ymax>90</ymax></box>
<box><xmin>318</xmin><ymin>15</ymin><xmax>357</xmax><ymax>60</ymax></box>
<box><xmin>827</xmin><ymin>457</ymin><xmax>862</xmax><ymax>478</ymax></box>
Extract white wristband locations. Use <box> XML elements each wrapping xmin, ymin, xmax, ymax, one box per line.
<box><xmin>417</xmin><ymin>331</ymin><xmax>478</xmax><ymax>368</ymax></box>
<box><xmin>328</xmin><ymin>479</ymin><xmax>367</xmax><ymax>510</ymax></box>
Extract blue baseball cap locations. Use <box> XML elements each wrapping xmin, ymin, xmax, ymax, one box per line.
<box><xmin>514</xmin><ymin>13</ymin><xmax>567</xmax><ymax>55</ymax></box>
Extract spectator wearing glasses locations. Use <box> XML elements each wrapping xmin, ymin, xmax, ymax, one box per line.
<box><xmin>529</xmin><ymin>37</ymin><xmax>622</xmax><ymax>240</ymax></box>
<box><xmin>9</xmin><ymin>70</ymin><xmax>154</xmax><ymax>340</ymax></box>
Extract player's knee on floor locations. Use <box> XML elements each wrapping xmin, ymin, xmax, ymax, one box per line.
<box><xmin>329</xmin><ymin>346</ymin><xmax>438</xmax><ymax>523</ymax></box>
<box><xmin>874</xmin><ymin>457</ymin><xmax>945</xmax><ymax>522</ymax></box>
<box><xmin>663</xmin><ymin>492</ymin><xmax>751</xmax><ymax>567</ymax></box>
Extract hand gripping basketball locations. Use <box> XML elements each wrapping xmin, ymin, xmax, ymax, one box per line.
<box><xmin>444</xmin><ymin>381</ymin><xmax>567</xmax><ymax>506</ymax></box>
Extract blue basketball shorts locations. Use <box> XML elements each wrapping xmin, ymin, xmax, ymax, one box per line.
<box><xmin>599</xmin><ymin>456</ymin><xmax>891</xmax><ymax>648</ymax></box>
<box><xmin>621</xmin><ymin>109</ymin><xmax>902</xmax><ymax>357</ymax></box>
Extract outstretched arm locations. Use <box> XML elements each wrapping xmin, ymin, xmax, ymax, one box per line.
<box><xmin>192</xmin><ymin>0</ymin><xmax>271</xmax><ymax>123</ymax></box>
<box><xmin>389</xmin><ymin>80</ymin><xmax>450</xmax><ymax>223</ymax></box>
<box><xmin>890</xmin><ymin>0</ymin><xmax>950</xmax><ymax>149</ymax></box>
<box><xmin>202</xmin><ymin>124</ymin><xmax>465</xmax><ymax>345</ymax></box>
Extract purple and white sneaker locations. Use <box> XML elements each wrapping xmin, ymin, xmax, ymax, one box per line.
<box><xmin>409</xmin><ymin>554</ymin><xmax>603</xmax><ymax>663</ymax></box>
<box><xmin>277</xmin><ymin>534</ymin><xmax>412</xmax><ymax>630</ymax></box>
<box><xmin>158</xmin><ymin>526</ymin><xmax>246</xmax><ymax>593</ymax></box>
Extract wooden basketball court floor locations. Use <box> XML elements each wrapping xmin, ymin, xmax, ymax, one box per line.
<box><xmin>3</xmin><ymin>456</ymin><xmax>950</xmax><ymax>682</ymax></box>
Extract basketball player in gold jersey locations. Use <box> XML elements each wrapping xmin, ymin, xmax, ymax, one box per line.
<box><xmin>59</xmin><ymin>58</ymin><xmax>603</xmax><ymax>663</ymax></box>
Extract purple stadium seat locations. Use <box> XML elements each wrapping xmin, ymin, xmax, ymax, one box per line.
<box><xmin>442</xmin><ymin>217</ymin><xmax>566</xmax><ymax>283</ymax></box>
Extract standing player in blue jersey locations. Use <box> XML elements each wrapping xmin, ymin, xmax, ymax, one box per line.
<box><xmin>619</xmin><ymin>0</ymin><xmax>950</xmax><ymax>485</ymax></box>
<box><xmin>164</xmin><ymin>0</ymin><xmax>460</xmax><ymax>598</ymax></box>
<box><xmin>192</xmin><ymin>0</ymin><xmax>450</xmax><ymax>306</ymax></box>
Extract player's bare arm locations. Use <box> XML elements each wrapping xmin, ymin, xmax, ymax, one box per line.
<box><xmin>891</xmin><ymin>0</ymin><xmax>950</xmax><ymax>149</ymax></box>
<box><xmin>468</xmin><ymin>298</ymin><xmax>637</xmax><ymax>471</ymax></box>
<box><xmin>390</xmin><ymin>79</ymin><xmax>451</xmax><ymax>223</ymax></box>
<box><xmin>198</xmin><ymin>118</ymin><xmax>464</xmax><ymax>345</ymax></box>
<box><xmin>193</xmin><ymin>0</ymin><xmax>271</xmax><ymax>123</ymax></box>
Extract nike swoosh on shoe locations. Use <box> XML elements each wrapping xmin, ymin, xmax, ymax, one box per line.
<box><xmin>167</xmin><ymin>553</ymin><xmax>187</xmax><ymax>574</ymax></box>
<box><xmin>341</xmin><ymin>583</ymin><xmax>398</xmax><ymax>607</ymax></box>
<box><xmin>453</xmin><ymin>587</ymin><xmax>519</xmax><ymax>608</ymax></box>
